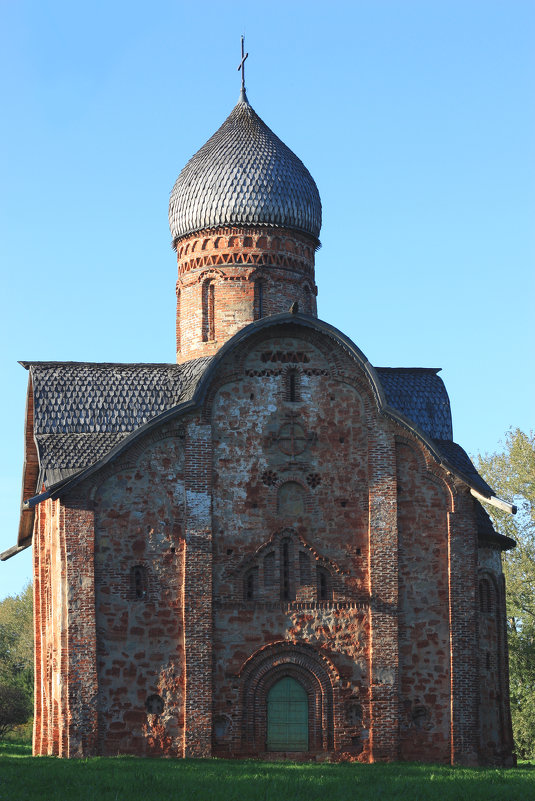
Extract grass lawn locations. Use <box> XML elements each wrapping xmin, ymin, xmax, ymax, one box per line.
<box><xmin>1</xmin><ymin>741</ymin><xmax>534</xmax><ymax>801</ymax></box>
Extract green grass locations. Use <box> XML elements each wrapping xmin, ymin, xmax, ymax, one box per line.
<box><xmin>1</xmin><ymin>741</ymin><xmax>534</xmax><ymax>801</ymax></box>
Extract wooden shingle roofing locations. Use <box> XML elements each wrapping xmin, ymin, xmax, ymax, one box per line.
<box><xmin>168</xmin><ymin>91</ymin><xmax>322</xmax><ymax>246</ymax></box>
<box><xmin>21</xmin><ymin>358</ymin><xmax>212</xmax><ymax>489</ymax></box>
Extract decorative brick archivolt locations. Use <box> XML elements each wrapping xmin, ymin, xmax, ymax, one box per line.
<box><xmin>477</xmin><ymin>569</ymin><xmax>500</xmax><ymax>613</ymax></box>
<box><xmin>227</xmin><ymin>528</ymin><xmax>351</xmax><ymax>607</ymax></box>
<box><xmin>87</xmin><ymin>427</ymin><xmax>185</xmax><ymax>501</ymax></box>
<box><xmin>476</xmin><ymin>567</ymin><xmax>510</xmax><ymax>761</ymax></box>
<box><xmin>237</xmin><ymin>641</ymin><xmax>339</xmax><ymax>753</ymax></box>
<box><xmin>232</xmin><ymin>528</ymin><xmax>349</xmax><ymax>579</ymax></box>
<box><xmin>395</xmin><ymin>435</ymin><xmax>454</xmax><ymax>512</ymax></box>
<box><xmin>194</xmin><ymin>267</ymin><xmax>226</xmax><ymax>285</ymax></box>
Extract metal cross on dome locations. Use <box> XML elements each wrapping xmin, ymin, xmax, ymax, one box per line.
<box><xmin>238</xmin><ymin>35</ymin><xmax>248</xmax><ymax>92</ymax></box>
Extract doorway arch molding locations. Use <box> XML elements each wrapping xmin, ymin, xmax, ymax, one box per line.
<box><xmin>237</xmin><ymin>641</ymin><xmax>339</xmax><ymax>753</ymax></box>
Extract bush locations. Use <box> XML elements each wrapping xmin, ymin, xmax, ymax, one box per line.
<box><xmin>0</xmin><ymin>683</ymin><xmax>32</xmax><ymax>739</ymax></box>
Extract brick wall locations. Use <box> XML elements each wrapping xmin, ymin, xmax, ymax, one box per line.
<box><xmin>477</xmin><ymin>546</ymin><xmax>514</xmax><ymax>764</ymax></box>
<box><xmin>396</xmin><ymin>440</ymin><xmax>450</xmax><ymax>762</ymax></box>
<box><xmin>174</xmin><ymin>227</ymin><xmax>318</xmax><ymax>363</ymax></box>
<box><xmin>183</xmin><ymin>421</ymin><xmax>213</xmax><ymax>757</ymax></box>
<box><xmin>31</xmin><ymin>324</ymin><xmax>514</xmax><ymax>764</ymax></box>
<box><xmin>448</xmin><ymin>491</ymin><xmax>479</xmax><ymax>765</ymax></box>
<box><xmin>209</xmin><ymin>330</ymin><xmax>377</xmax><ymax>760</ymax></box>
<box><xmin>92</xmin><ymin>430</ymin><xmax>186</xmax><ymax>757</ymax></box>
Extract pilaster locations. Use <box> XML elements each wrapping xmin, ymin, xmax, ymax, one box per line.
<box><xmin>63</xmin><ymin>499</ymin><xmax>98</xmax><ymax>757</ymax></box>
<box><xmin>183</xmin><ymin>421</ymin><xmax>213</xmax><ymax>757</ymax></box>
<box><xmin>368</xmin><ymin>430</ymin><xmax>399</xmax><ymax>761</ymax></box>
<box><xmin>448</xmin><ymin>493</ymin><xmax>479</xmax><ymax>765</ymax></box>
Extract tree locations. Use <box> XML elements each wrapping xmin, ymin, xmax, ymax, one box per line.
<box><xmin>0</xmin><ymin>683</ymin><xmax>32</xmax><ymax>739</ymax></box>
<box><xmin>476</xmin><ymin>429</ymin><xmax>535</xmax><ymax>758</ymax></box>
<box><xmin>0</xmin><ymin>583</ymin><xmax>34</xmax><ymax>702</ymax></box>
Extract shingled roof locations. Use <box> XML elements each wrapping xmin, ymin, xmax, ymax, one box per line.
<box><xmin>474</xmin><ymin>499</ymin><xmax>516</xmax><ymax>550</ymax></box>
<box><xmin>432</xmin><ymin>439</ymin><xmax>494</xmax><ymax>496</ymax></box>
<box><xmin>20</xmin><ymin>339</ymin><xmax>489</xmax><ymax>500</ymax></box>
<box><xmin>22</xmin><ymin>358</ymin><xmax>213</xmax><ymax>489</ymax></box>
<box><xmin>375</xmin><ymin>367</ymin><xmax>453</xmax><ymax>441</ymax></box>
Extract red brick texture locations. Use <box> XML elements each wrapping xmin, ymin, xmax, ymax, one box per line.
<box><xmin>397</xmin><ymin>441</ymin><xmax>450</xmax><ymax>762</ymax></box>
<box><xmin>31</xmin><ymin>326</ymin><xmax>514</xmax><ymax>764</ymax></box>
<box><xmin>174</xmin><ymin>227</ymin><xmax>318</xmax><ymax>363</ymax></box>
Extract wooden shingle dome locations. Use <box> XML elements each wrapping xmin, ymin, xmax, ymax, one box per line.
<box><xmin>169</xmin><ymin>90</ymin><xmax>322</xmax><ymax>247</ymax></box>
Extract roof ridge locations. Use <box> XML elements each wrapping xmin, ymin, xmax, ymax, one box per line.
<box><xmin>20</xmin><ymin>358</ymin><xmax>212</xmax><ymax>369</ymax></box>
<box><xmin>375</xmin><ymin>366</ymin><xmax>442</xmax><ymax>373</ymax></box>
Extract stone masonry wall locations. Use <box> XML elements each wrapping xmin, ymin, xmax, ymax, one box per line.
<box><xmin>209</xmin><ymin>331</ymin><xmax>375</xmax><ymax>759</ymax></box>
<box><xmin>93</xmin><ymin>431</ymin><xmax>186</xmax><ymax>756</ymax></box>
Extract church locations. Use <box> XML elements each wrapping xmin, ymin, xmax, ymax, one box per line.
<box><xmin>2</xmin><ymin>74</ymin><xmax>516</xmax><ymax>764</ymax></box>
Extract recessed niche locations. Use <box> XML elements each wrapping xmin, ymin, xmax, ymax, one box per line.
<box><xmin>145</xmin><ymin>694</ymin><xmax>164</xmax><ymax>714</ymax></box>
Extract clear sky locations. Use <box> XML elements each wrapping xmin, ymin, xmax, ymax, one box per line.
<box><xmin>1</xmin><ymin>0</ymin><xmax>533</xmax><ymax>599</ymax></box>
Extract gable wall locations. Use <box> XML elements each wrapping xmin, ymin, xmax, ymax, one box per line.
<box><xmin>209</xmin><ymin>333</ymin><xmax>377</xmax><ymax>758</ymax></box>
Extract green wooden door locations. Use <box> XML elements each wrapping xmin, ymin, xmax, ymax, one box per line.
<box><xmin>267</xmin><ymin>677</ymin><xmax>308</xmax><ymax>751</ymax></box>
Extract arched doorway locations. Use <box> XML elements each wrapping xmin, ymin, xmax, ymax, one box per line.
<box><xmin>267</xmin><ymin>677</ymin><xmax>308</xmax><ymax>751</ymax></box>
<box><xmin>239</xmin><ymin>642</ymin><xmax>337</xmax><ymax>754</ymax></box>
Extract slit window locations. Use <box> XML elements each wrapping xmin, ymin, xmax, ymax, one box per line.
<box><xmin>286</xmin><ymin>369</ymin><xmax>300</xmax><ymax>402</ymax></box>
<box><xmin>317</xmin><ymin>566</ymin><xmax>331</xmax><ymax>601</ymax></box>
<box><xmin>255</xmin><ymin>280</ymin><xmax>265</xmax><ymax>320</ymax></box>
<box><xmin>299</xmin><ymin>551</ymin><xmax>311</xmax><ymax>585</ymax></box>
<box><xmin>479</xmin><ymin>578</ymin><xmax>493</xmax><ymax>614</ymax></box>
<box><xmin>264</xmin><ymin>552</ymin><xmax>275</xmax><ymax>588</ymax></box>
<box><xmin>202</xmin><ymin>281</ymin><xmax>215</xmax><ymax>341</ymax></box>
<box><xmin>244</xmin><ymin>567</ymin><xmax>258</xmax><ymax>601</ymax></box>
<box><xmin>281</xmin><ymin>540</ymin><xmax>292</xmax><ymax>601</ymax></box>
<box><xmin>131</xmin><ymin>565</ymin><xmax>147</xmax><ymax>600</ymax></box>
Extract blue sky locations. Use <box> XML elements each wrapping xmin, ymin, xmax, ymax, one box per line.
<box><xmin>1</xmin><ymin>0</ymin><xmax>533</xmax><ymax>599</ymax></box>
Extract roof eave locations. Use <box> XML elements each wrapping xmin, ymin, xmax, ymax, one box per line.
<box><xmin>18</xmin><ymin>312</ymin><xmax>507</xmax><ymax>525</ymax></box>
<box><xmin>470</xmin><ymin>488</ymin><xmax>517</xmax><ymax>516</ymax></box>
<box><xmin>28</xmin><ymin>397</ymin><xmax>199</xmax><ymax>503</ymax></box>
<box><xmin>0</xmin><ymin>540</ymin><xmax>31</xmax><ymax>562</ymax></box>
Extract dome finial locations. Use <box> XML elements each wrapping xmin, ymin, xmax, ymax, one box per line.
<box><xmin>237</xmin><ymin>35</ymin><xmax>248</xmax><ymax>101</ymax></box>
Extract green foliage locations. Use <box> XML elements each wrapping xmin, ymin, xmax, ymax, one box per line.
<box><xmin>476</xmin><ymin>429</ymin><xmax>535</xmax><ymax>758</ymax></box>
<box><xmin>2</xmin><ymin>717</ymin><xmax>33</xmax><ymax>744</ymax></box>
<box><xmin>0</xmin><ymin>582</ymin><xmax>34</xmax><ymax>737</ymax></box>
<box><xmin>0</xmin><ymin>683</ymin><xmax>32</xmax><ymax>738</ymax></box>
<box><xmin>0</xmin><ymin>750</ymin><xmax>533</xmax><ymax>801</ymax></box>
<box><xmin>0</xmin><ymin>582</ymin><xmax>33</xmax><ymax>695</ymax></box>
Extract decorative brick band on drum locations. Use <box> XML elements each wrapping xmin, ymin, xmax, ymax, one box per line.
<box><xmin>174</xmin><ymin>227</ymin><xmax>318</xmax><ymax>363</ymax></box>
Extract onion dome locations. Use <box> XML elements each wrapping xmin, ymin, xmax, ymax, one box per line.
<box><xmin>169</xmin><ymin>90</ymin><xmax>322</xmax><ymax>244</ymax></box>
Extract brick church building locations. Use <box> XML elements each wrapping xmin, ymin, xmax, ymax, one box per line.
<box><xmin>3</xmin><ymin>85</ymin><xmax>516</xmax><ymax>764</ymax></box>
